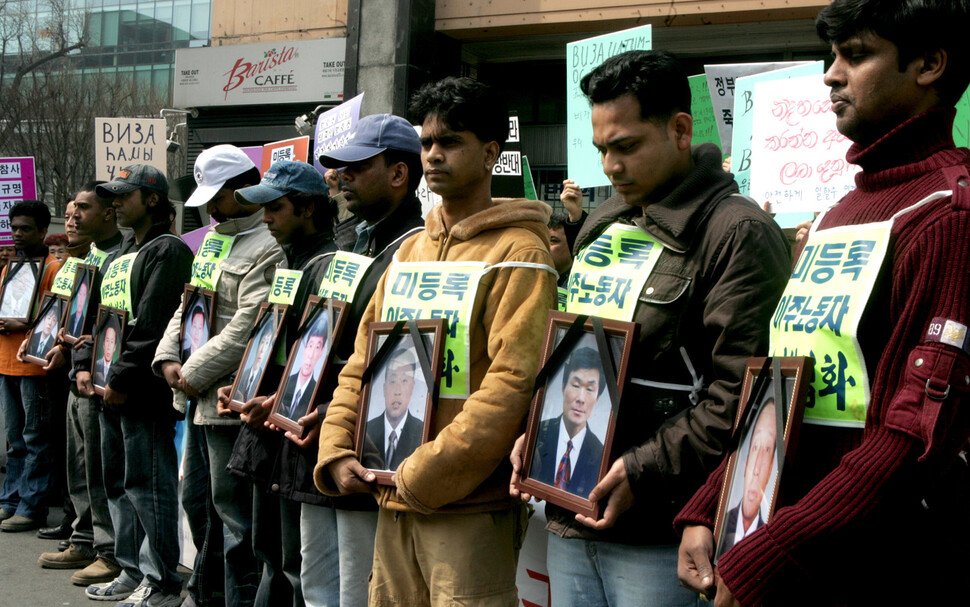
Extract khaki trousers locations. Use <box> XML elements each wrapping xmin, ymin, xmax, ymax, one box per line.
<box><xmin>369</xmin><ymin>504</ymin><xmax>529</xmax><ymax>607</ymax></box>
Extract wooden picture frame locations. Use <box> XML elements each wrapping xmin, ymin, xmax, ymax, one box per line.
<box><xmin>62</xmin><ymin>263</ymin><xmax>97</xmax><ymax>345</ymax></box>
<box><xmin>268</xmin><ymin>296</ymin><xmax>348</xmax><ymax>435</ymax></box>
<box><xmin>227</xmin><ymin>302</ymin><xmax>287</xmax><ymax>413</ymax></box>
<box><xmin>180</xmin><ymin>285</ymin><xmax>216</xmax><ymax>363</ymax></box>
<box><xmin>24</xmin><ymin>291</ymin><xmax>67</xmax><ymax>366</ymax></box>
<box><xmin>712</xmin><ymin>356</ymin><xmax>812</xmax><ymax>563</ymax></box>
<box><xmin>0</xmin><ymin>257</ymin><xmax>43</xmax><ymax>321</ymax></box>
<box><xmin>514</xmin><ymin>311</ymin><xmax>637</xmax><ymax>519</ymax></box>
<box><xmin>354</xmin><ymin>319</ymin><xmax>445</xmax><ymax>486</ymax></box>
<box><xmin>91</xmin><ymin>305</ymin><xmax>128</xmax><ymax>396</ymax></box>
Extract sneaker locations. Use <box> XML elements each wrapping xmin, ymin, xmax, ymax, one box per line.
<box><xmin>0</xmin><ymin>514</ymin><xmax>40</xmax><ymax>532</ymax></box>
<box><xmin>116</xmin><ymin>584</ymin><xmax>183</xmax><ymax>607</ymax></box>
<box><xmin>85</xmin><ymin>577</ymin><xmax>138</xmax><ymax>601</ymax></box>
<box><xmin>0</xmin><ymin>508</ymin><xmax>13</xmax><ymax>522</ymax></box>
<box><xmin>72</xmin><ymin>557</ymin><xmax>123</xmax><ymax>586</ymax></box>
<box><xmin>38</xmin><ymin>544</ymin><xmax>96</xmax><ymax>569</ymax></box>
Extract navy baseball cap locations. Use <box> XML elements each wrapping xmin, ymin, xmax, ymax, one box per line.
<box><xmin>318</xmin><ymin>114</ymin><xmax>421</xmax><ymax>168</ymax></box>
<box><xmin>96</xmin><ymin>165</ymin><xmax>169</xmax><ymax>198</ymax></box>
<box><xmin>234</xmin><ymin>161</ymin><xmax>328</xmax><ymax>205</ymax></box>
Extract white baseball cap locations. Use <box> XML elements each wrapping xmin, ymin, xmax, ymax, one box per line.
<box><xmin>185</xmin><ymin>145</ymin><xmax>258</xmax><ymax>208</ymax></box>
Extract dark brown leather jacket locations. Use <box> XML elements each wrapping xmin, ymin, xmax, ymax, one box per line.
<box><xmin>545</xmin><ymin>144</ymin><xmax>791</xmax><ymax>544</ymax></box>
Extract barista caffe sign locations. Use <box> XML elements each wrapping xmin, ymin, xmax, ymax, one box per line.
<box><xmin>174</xmin><ymin>38</ymin><xmax>346</xmax><ymax>107</ymax></box>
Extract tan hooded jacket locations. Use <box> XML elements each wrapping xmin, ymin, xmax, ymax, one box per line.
<box><xmin>315</xmin><ymin>198</ymin><xmax>557</xmax><ymax>514</ymax></box>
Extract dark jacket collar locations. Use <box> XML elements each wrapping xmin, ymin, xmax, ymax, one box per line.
<box><xmin>333</xmin><ymin>195</ymin><xmax>424</xmax><ymax>253</ymax></box>
<box><xmin>575</xmin><ymin>143</ymin><xmax>739</xmax><ymax>254</ymax></box>
<box><xmin>284</xmin><ymin>230</ymin><xmax>336</xmax><ymax>271</ymax></box>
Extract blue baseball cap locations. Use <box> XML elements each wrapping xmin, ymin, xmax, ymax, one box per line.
<box><xmin>318</xmin><ymin>114</ymin><xmax>421</xmax><ymax>168</ymax></box>
<box><xmin>234</xmin><ymin>161</ymin><xmax>328</xmax><ymax>205</ymax></box>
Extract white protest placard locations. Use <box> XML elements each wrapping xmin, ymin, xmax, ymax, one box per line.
<box><xmin>95</xmin><ymin>118</ymin><xmax>167</xmax><ymax>181</ymax></box>
<box><xmin>705</xmin><ymin>62</ymin><xmax>813</xmax><ymax>156</ymax></box>
<box><xmin>751</xmin><ymin>74</ymin><xmax>860</xmax><ymax>214</ymax></box>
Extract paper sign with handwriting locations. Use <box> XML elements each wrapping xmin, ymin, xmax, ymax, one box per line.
<box><xmin>750</xmin><ymin>74</ymin><xmax>860</xmax><ymax>214</ymax></box>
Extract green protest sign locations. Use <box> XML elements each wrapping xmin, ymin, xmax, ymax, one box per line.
<box><xmin>688</xmin><ymin>75</ymin><xmax>721</xmax><ymax>149</ymax></box>
<box><xmin>954</xmin><ymin>85</ymin><xmax>970</xmax><ymax>148</ymax></box>
<box><xmin>566</xmin><ymin>25</ymin><xmax>651</xmax><ymax>189</ymax></box>
<box><xmin>522</xmin><ymin>155</ymin><xmax>538</xmax><ymax>200</ymax></box>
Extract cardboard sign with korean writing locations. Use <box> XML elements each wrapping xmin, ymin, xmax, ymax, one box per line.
<box><xmin>268</xmin><ymin>268</ymin><xmax>303</xmax><ymax>306</ymax></box>
<box><xmin>313</xmin><ymin>93</ymin><xmax>364</xmax><ymax>173</ymax></box>
<box><xmin>382</xmin><ymin>262</ymin><xmax>487</xmax><ymax>399</ymax></box>
<box><xmin>751</xmin><ymin>74</ymin><xmax>860</xmax><ymax>215</ymax></box>
<box><xmin>566</xmin><ymin>25</ymin><xmax>652</xmax><ymax>188</ymax></box>
<box><xmin>261</xmin><ymin>137</ymin><xmax>309</xmax><ymax>172</ymax></box>
<box><xmin>704</xmin><ymin>62</ymin><xmax>812</xmax><ymax>157</ymax></box>
<box><xmin>51</xmin><ymin>257</ymin><xmax>82</xmax><ymax>296</ymax></box>
<box><xmin>95</xmin><ymin>118</ymin><xmax>166</xmax><ymax>182</ymax></box>
<box><xmin>317</xmin><ymin>251</ymin><xmax>375</xmax><ymax>302</ymax></box>
<box><xmin>688</xmin><ymin>75</ymin><xmax>722</xmax><ymax>149</ymax></box>
<box><xmin>0</xmin><ymin>157</ymin><xmax>36</xmax><ymax>246</ymax></box>
<box><xmin>190</xmin><ymin>232</ymin><xmax>235</xmax><ymax>290</ymax></box>
<box><xmin>101</xmin><ymin>252</ymin><xmax>138</xmax><ymax>314</ymax></box>
<box><xmin>84</xmin><ymin>246</ymin><xmax>110</xmax><ymax>269</ymax></box>
<box><xmin>769</xmin><ymin>222</ymin><xmax>890</xmax><ymax>427</ymax></box>
<box><xmin>567</xmin><ymin>223</ymin><xmax>662</xmax><ymax>322</ymax></box>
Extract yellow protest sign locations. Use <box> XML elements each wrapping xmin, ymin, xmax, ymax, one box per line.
<box><xmin>101</xmin><ymin>252</ymin><xmax>138</xmax><ymax>314</ymax></box>
<box><xmin>50</xmin><ymin>257</ymin><xmax>81</xmax><ymax>296</ymax></box>
<box><xmin>567</xmin><ymin>223</ymin><xmax>662</xmax><ymax>321</ymax></box>
<box><xmin>770</xmin><ymin>221</ymin><xmax>889</xmax><ymax>427</ymax></box>
<box><xmin>190</xmin><ymin>232</ymin><xmax>235</xmax><ymax>290</ymax></box>
<box><xmin>83</xmin><ymin>246</ymin><xmax>110</xmax><ymax>269</ymax></box>
<box><xmin>317</xmin><ymin>251</ymin><xmax>375</xmax><ymax>302</ymax></box>
<box><xmin>268</xmin><ymin>268</ymin><xmax>302</xmax><ymax>306</ymax></box>
<box><xmin>382</xmin><ymin>261</ymin><xmax>487</xmax><ymax>399</ymax></box>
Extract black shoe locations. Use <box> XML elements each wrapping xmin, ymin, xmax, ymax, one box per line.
<box><xmin>37</xmin><ymin>523</ymin><xmax>72</xmax><ymax>540</ymax></box>
<box><xmin>58</xmin><ymin>540</ymin><xmax>71</xmax><ymax>551</ymax></box>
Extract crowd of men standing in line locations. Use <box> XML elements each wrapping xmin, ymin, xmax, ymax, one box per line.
<box><xmin>1</xmin><ymin>1</ymin><xmax>969</xmax><ymax>606</ymax></box>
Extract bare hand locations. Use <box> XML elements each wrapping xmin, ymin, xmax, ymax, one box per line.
<box><xmin>1</xmin><ymin>319</ymin><xmax>29</xmax><ymax>334</ymax></box>
<box><xmin>43</xmin><ymin>345</ymin><xmax>68</xmax><ymax>371</ymax></box>
<box><xmin>574</xmin><ymin>458</ymin><xmax>634</xmax><ymax>530</ymax></box>
<box><xmin>714</xmin><ymin>574</ymin><xmax>742</xmax><ymax>607</ymax></box>
<box><xmin>103</xmin><ymin>384</ymin><xmax>127</xmax><ymax>409</ymax></box>
<box><xmin>216</xmin><ymin>385</ymin><xmax>236</xmax><ymax>417</ymax></box>
<box><xmin>560</xmin><ymin>179</ymin><xmax>584</xmax><ymax>222</ymax></box>
<box><xmin>76</xmin><ymin>370</ymin><xmax>95</xmax><ymax>397</ymax></box>
<box><xmin>324</xmin><ymin>168</ymin><xmax>341</xmax><ymax>195</ymax></box>
<box><xmin>794</xmin><ymin>216</ymin><xmax>816</xmax><ymax>243</ymax></box>
<box><xmin>509</xmin><ymin>433</ymin><xmax>535</xmax><ymax>502</ymax></box>
<box><xmin>271</xmin><ymin>408</ymin><xmax>320</xmax><ymax>447</ymax></box>
<box><xmin>160</xmin><ymin>361</ymin><xmax>183</xmax><ymax>391</ymax></box>
<box><xmin>678</xmin><ymin>525</ymin><xmax>716</xmax><ymax>599</ymax></box>
<box><xmin>241</xmin><ymin>394</ymin><xmax>273</xmax><ymax>428</ymax></box>
<box><xmin>15</xmin><ymin>337</ymin><xmax>28</xmax><ymax>362</ymax></box>
<box><xmin>327</xmin><ymin>455</ymin><xmax>376</xmax><ymax>494</ymax></box>
<box><xmin>180</xmin><ymin>377</ymin><xmax>202</xmax><ymax>398</ymax></box>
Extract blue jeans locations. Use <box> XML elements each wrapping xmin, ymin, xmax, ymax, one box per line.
<box><xmin>0</xmin><ymin>374</ymin><xmax>51</xmax><ymax>520</ymax></box>
<box><xmin>66</xmin><ymin>391</ymin><xmax>114</xmax><ymax>560</ymax></box>
<box><xmin>546</xmin><ymin>534</ymin><xmax>698</xmax><ymax>607</ymax></box>
<box><xmin>301</xmin><ymin>505</ymin><xmax>377</xmax><ymax>607</ymax></box>
<box><xmin>182</xmin><ymin>417</ymin><xmax>225</xmax><ymax>606</ymax></box>
<box><xmin>100</xmin><ymin>408</ymin><xmax>181</xmax><ymax>594</ymax></box>
<box><xmin>205</xmin><ymin>424</ymin><xmax>259</xmax><ymax>607</ymax></box>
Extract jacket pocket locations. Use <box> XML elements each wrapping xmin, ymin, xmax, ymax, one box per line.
<box><xmin>636</xmin><ymin>271</ymin><xmax>691</xmax><ymax>359</ymax></box>
<box><xmin>215</xmin><ymin>259</ymin><xmax>254</xmax><ymax>320</ymax></box>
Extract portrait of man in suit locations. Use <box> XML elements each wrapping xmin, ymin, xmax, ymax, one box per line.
<box><xmin>363</xmin><ymin>347</ymin><xmax>424</xmax><ymax>472</ymax></box>
<box><xmin>721</xmin><ymin>396</ymin><xmax>778</xmax><ymax>553</ymax></box>
<box><xmin>236</xmin><ymin>322</ymin><xmax>274</xmax><ymax>403</ymax></box>
<box><xmin>66</xmin><ymin>277</ymin><xmax>89</xmax><ymax>337</ymax></box>
<box><xmin>530</xmin><ymin>346</ymin><xmax>606</xmax><ymax>498</ymax></box>
<box><xmin>181</xmin><ymin>304</ymin><xmax>208</xmax><ymax>362</ymax></box>
<box><xmin>93</xmin><ymin>324</ymin><xmax>118</xmax><ymax>387</ymax></box>
<box><xmin>278</xmin><ymin>315</ymin><xmax>329</xmax><ymax>421</ymax></box>
<box><xmin>27</xmin><ymin>303</ymin><xmax>59</xmax><ymax>359</ymax></box>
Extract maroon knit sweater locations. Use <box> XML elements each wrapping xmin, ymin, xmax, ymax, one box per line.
<box><xmin>674</xmin><ymin>108</ymin><xmax>970</xmax><ymax>606</ymax></box>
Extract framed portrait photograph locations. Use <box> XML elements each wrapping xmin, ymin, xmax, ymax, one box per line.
<box><xmin>268</xmin><ymin>297</ymin><xmax>348</xmax><ymax>435</ymax></box>
<box><xmin>354</xmin><ymin>319</ymin><xmax>445</xmax><ymax>486</ymax></box>
<box><xmin>713</xmin><ymin>356</ymin><xmax>812</xmax><ymax>563</ymax></box>
<box><xmin>515</xmin><ymin>311</ymin><xmax>637</xmax><ymax>519</ymax></box>
<box><xmin>24</xmin><ymin>291</ymin><xmax>67</xmax><ymax>366</ymax></box>
<box><xmin>92</xmin><ymin>305</ymin><xmax>128</xmax><ymax>397</ymax></box>
<box><xmin>180</xmin><ymin>285</ymin><xmax>215</xmax><ymax>363</ymax></box>
<box><xmin>227</xmin><ymin>302</ymin><xmax>287</xmax><ymax>413</ymax></box>
<box><xmin>63</xmin><ymin>263</ymin><xmax>97</xmax><ymax>344</ymax></box>
<box><xmin>0</xmin><ymin>257</ymin><xmax>43</xmax><ymax>321</ymax></box>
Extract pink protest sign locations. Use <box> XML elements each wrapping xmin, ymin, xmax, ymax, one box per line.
<box><xmin>750</xmin><ymin>75</ymin><xmax>860</xmax><ymax>214</ymax></box>
<box><xmin>0</xmin><ymin>157</ymin><xmax>37</xmax><ymax>246</ymax></box>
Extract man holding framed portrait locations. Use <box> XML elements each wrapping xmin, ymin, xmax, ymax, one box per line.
<box><xmin>0</xmin><ymin>200</ymin><xmax>63</xmax><ymax>533</ymax></box>
<box><xmin>362</xmin><ymin>347</ymin><xmax>425</xmax><ymax>472</ymax></box>
<box><xmin>508</xmin><ymin>51</ymin><xmax>791</xmax><ymax>607</ymax></box>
